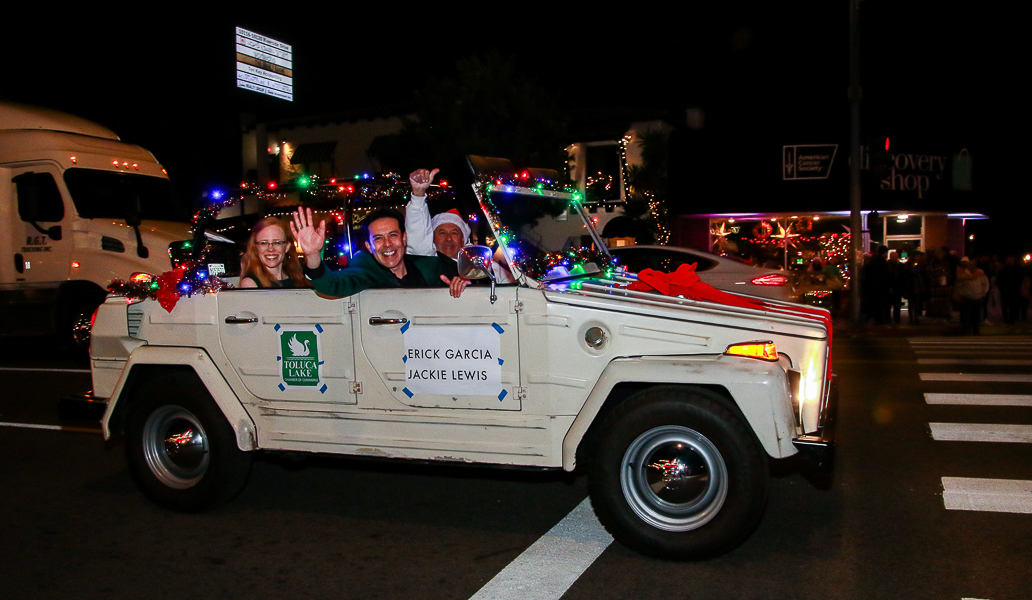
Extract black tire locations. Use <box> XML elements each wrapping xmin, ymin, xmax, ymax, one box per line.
<box><xmin>124</xmin><ymin>373</ymin><xmax>252</xmax><ymax>512</ymax></box>
<box><xmin>56</xmin><ymin>284</ymin><xmax>107</xmax><ymax>358</ymax></box>
<box><xmin>588</xmin><ymin>386</ymin><xmax>769</xmax><ymax>559</ymax></box>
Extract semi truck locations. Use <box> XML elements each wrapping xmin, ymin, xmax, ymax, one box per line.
<box><xmin>0</xmin><ymin>102</ymin><xmax>233</xmax><ymax>341</ymax></box>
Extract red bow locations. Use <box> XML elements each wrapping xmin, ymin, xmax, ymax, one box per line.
<box><xmin>156</xmin><ymin>267</ymin><xmax>187</xmax><ymax>313</ymax></box>
<box><xmin>626</xmin><ymin>263</ymin><xmax>765</xmax><ymax>310</ymax></box>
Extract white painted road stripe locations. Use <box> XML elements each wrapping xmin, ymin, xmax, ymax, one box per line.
<box><xmin>926</xmin><ymin>393</ymin><xmax>1032</xmax><ymax>406</ymax></box>
<box><xmin>909</xmin><ymin>340</ymin><xmax>1032</xmax><ymax>345</ymax></box>
<box><xmin>917</xmin><ymin>358</ymin><xmax>1032</xmax><ymax>365</ymax></box>
<box><xmin>913</xmin><ymin>350</ymin><xmax>1031</xmax><ymax>355</ymax></box>
<box><xmin>0</xmin><ymin>421</ymin><xmax>102</xmax><ymax>433</ymax></box>
<box><xmin>0</xmin><ymin>367</ymin><xmax>91</xmax><ymax>373</ymax></box>
<box><xmin>942</xmin><ymin>477</ymin><xmax>1032</xmax><ymax>514</ymax></box>
<box><xmin>469</xmin><ymin>498</ymin><xmax>612</xmax><ymax>600</ymax></box>
<box><xmin>930</xmin><ymin>423</ymin><xmax>1032</xmax><ymax>443</ymax></box>
<box><xmin>920</xmin><ymin>373</ymin><xmax>1032</xmax><ymax>382</ymax></box>
<box><xmin>909</xmin><ymin>336</ymin><xmax>1032</xmax><ymax>343</ymax></box>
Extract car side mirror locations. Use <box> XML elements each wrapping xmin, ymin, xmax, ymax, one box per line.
<box><xmin>47</xmin><ymin>225</ymin><xmax>62</xmax><ymax>241</ymax></box>
<box><xmin>457</xmin><ymin>245</ymin><xmax>498</xmax><ymax>304</ymax></box>
<box><xmin>457</xmin><ymin>245</ymin><xmax>495</xmax><ymax>280</ymax></box>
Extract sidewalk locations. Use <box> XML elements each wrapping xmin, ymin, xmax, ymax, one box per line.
<box><xmin>832</xmin><ymin>313</ymin><xmax>1032</xmax><ymax>338</ymax></box>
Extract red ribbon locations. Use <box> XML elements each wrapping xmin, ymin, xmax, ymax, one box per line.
<box><xmin>624</xmin><ymin>263</ymin><xmax>833</xmax><ymax>374</ymax></box>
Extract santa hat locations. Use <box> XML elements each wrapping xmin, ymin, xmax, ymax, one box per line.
<box><xmin>431</xmin><ymin>209</ymin><xmax>471</xmax><ymax>241</ymax></box>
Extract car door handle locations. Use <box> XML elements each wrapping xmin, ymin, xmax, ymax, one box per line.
<box><xmin>368</xmin><ymin>317</ymin><xmax>408</xmax><ymax>325</ymax></box>
<box><xmin>225</xmin><ymin>316</ymin><xmax>258</xmax><ymax>324</ymax></box>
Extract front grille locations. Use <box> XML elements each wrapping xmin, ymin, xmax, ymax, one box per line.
<box><xmin>127</xmin><ymin>305</ymin><xmax>145</xmax><ymax>338</ymax></box>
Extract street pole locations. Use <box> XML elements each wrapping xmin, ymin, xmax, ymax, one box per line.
<box><xmin>849</xmin><ymin>0</ymin><xmax>863</xmax><ymax>324</ymax></box>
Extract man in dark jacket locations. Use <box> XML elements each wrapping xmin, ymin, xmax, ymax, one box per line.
<box><xmin>292</xmin><ymin>206</ymin><xmax>468</xmax><ymax>298</ymax></box>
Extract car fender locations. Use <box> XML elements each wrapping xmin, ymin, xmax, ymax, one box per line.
<box><xmin>101</xmin><ymin>345</ymin><xmax>257</xmax><ymax>452</ymax></box>
<box><xmin>562</xmin><ymin>354</ymin><xmax>797</xmax><ymax>470</ymax></box>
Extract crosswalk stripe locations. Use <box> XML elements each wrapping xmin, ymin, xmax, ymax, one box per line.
<box><xmin>912</xmin><ymin>350</ymin><xmax>1031</xmax><ymax>355</ymax></box>
<box><xmin>942</xmin><ymin>477</ymin><xmax>1032</xmax><ymax>514</ymax></box>
<box><xmin>920</xmin><ymin>373</ymin><xmax>1032</xmax><ymax>382</ymax></box>
<box><xmin>925</xmin><ymin>393</ymin><xmax>1032</xmax><ymax>406</ymax></box>
<box><xmin>917</xmin><ymin>358</ymin><xmax>1032</xmax><ymax>365</ymax></box>
<box><xmin>930</xmin><ymin>423</ymin><xmax>1032</xmax><ymax>443</ymax></box>
<box><xmin>469</xmin><ymin>498</ymin><xmax>612</xmax><ymax>600</ymax></box>
<box><xmin>909</xmin><ymin>336</ymin><xmax>1032</xmax><ymax>343</ymax></box>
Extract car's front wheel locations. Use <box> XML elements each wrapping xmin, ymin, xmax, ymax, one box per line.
<box><xmin>124</xmin><ymin>373</ymin><xmax>252</xmax><ymax>512</ymax></box>
<box><xmin>588</xmin><ymin>386</ymin><xmax>769</xmax><ymax>559</ymax></box>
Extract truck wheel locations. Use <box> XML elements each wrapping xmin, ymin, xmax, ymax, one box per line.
<box><xmin>124</xmin><ymin>374</ymin><xmax>252</xmax><ymax>512</ymax></box>
<box><xmin>56</xmin><ymin>283</ymin><xmax>107</xmax><ymax>356</ymax></box>
<box><xmin>588</xmin><ymin>386</ymin><xmax>769</xmax><ymax>559</ymax></box>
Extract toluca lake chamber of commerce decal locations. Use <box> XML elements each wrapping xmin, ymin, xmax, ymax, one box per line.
<box><xmin>279</xmin><ymin>327</ymin><xmax>323</xmax><ymax>390</ymax></box>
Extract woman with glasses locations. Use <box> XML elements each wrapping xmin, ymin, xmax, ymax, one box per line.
<box><xmin>239</xmin><ymin>216</ymin><xmax>310</xmax><ymax>288</ymax></box>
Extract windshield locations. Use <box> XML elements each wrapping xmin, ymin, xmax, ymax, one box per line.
<box><xmin>475</xmin><ymin>178</ymin><xmax>614</xmax><ymax>283</ymax></box>
<box><xmin>64</xmin><ymin>168</ymin><xmax>190</xmax><ymax>222</ymax></box>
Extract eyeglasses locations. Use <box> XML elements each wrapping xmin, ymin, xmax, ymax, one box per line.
<box><xmin>256</xmin><ymin>240</ymin><xmax>289</xmax><ymax>249</ymax></box>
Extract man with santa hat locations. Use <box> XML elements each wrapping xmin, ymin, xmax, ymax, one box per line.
<box><xmin>406</xmin><ymin>168</ymin><xmax>514</xmax><ymax>283</ymax></box>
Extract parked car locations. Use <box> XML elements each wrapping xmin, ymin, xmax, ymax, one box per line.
<box><xmin>88</xmin><ymin>171</ymin><xmax>835</xmax><ymax>560</ymax></box>
<box><xmin>609</xmin><ymin>245</ymin><xmax>798</xmax><ymax>302</ymax></box>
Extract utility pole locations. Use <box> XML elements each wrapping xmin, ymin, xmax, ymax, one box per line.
<box><xmin>849</xmin><ymin>0</ymin><xmax>864</xmax><ymax>324</ymax></box>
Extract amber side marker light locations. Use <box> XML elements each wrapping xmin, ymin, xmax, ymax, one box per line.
<box><xmin>725</xmin><ymin>341</ymin><xmax>779</xmax><ymax>361</ymax></box>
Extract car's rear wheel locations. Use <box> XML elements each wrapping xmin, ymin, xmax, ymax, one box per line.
<box><xmin>588</xmin><ymin>386</ymin><xmax>768</xmax><ymax>559</ymax></box>
<box><xmin>125</xmin><ymin>373</ymin><xmax>251</xmax><ymax>512</ymax></box>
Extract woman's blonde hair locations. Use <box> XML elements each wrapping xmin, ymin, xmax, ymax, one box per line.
<box><xmin>240</xmin><ymin>216</ymin><xmax>309</xmax><ymax>288</ymax></box>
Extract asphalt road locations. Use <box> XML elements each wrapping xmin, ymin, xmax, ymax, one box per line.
<box><xmin>1</xmin><ymin>334</ymin><xmax>1029</xmax><ymax>600</ymax></box>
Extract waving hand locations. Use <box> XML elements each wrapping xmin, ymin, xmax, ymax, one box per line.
<box><xmin>292</xmin><ymin>207</ymin><xmax>326</xmax><ymax>269</ymax></box>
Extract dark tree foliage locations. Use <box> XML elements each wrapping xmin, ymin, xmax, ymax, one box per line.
<box><xmin>369</xmin><ymin>51</ymin><xmax>569</xmax><ymax>186</ymax></box>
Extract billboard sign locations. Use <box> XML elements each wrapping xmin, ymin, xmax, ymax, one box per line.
<box><xmin>235</xmin><ymin>27</ymin><xmax>293</xmax><ymax>101</ymax></box>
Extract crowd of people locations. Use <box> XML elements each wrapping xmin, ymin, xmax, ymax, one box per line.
<box><xmin>861</xmin><ymin>245</ymin><xmax>1031</xmax><ymax>334</ymax></box>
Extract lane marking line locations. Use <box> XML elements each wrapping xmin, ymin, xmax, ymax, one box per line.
<box><xmin>930</xmin><ymin>423</ymin><xmax>1032</xmax><ymax>443</ymax></box>
<box><xmin>917</xmin><ymin>358</ymin><xmax>1032</xmax><ymax>365</ymax></box>
<box><xmin>0</xmin><ymin>421</ymin><xmax>102</xmax><ymax>434</ymax></box>
<box><xmin>926</xmin><ymin>393</ymin><xmax>1032</xmax><ymax>406</ymax></box>
<box><xmin>942</xmin><ymin>477</ymin><xmax>1032</xmax><ymax>514</ymax></box>
<box><xmin>0</xmin><ymin>367</ymin><xmax>91</xmax><ymax>373</ymax></box>
<box><xmin>920</xmin><ymin>373</ymin><xmax>1032</xmax><ymax>382</ymax></box>
<box><xmin>469</xmin><ymin>497</ymin><xmax>612</xmax><ymax>600</ymax></box>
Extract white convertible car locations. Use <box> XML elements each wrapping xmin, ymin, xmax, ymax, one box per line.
<box><xmin>86</xmin><ymin>172</ymin><xmax>835</xmax><ymax>560</ymax></box>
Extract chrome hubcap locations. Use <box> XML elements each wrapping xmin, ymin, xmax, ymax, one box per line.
<box><xmin>620</xmin><ymin>425</ymin><xmax>727</xmax><ymax>532</ymax></box>
<box><xmin>142</xmin><ymin>406</ymin><xmax>209</xmax><ymax>489</ymax></box>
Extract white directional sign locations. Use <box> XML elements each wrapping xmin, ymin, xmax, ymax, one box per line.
<box><xmin>783</xmin><ymin>144</ymin><xmax>838</xmax><ymax>180</ymax></box>
<box><xmin>235</xmin><ymin>27</ymin><xmax>293</xmax><ymax>102</ymax></box>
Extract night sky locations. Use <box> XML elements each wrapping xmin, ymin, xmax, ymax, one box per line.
<box><xmin>3</xmin><ymin>6</ymin><xmax>1019</xmax><ymax>251</ymax></box>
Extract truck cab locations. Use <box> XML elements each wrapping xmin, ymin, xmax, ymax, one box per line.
<box><xmin>0</xmin><ymin>102</ymin><xmax>235</xmax><ymax>339</ymax></box>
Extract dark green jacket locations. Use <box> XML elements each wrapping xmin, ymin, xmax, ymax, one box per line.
<box><xmin>305</xmin><ymin>251</ymin><xmax>443</xmax><ymax>297</ymax></box>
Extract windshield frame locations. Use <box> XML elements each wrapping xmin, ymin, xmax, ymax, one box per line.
<box><xmin>472</xmin><ymin>177</ymin><xmax>614</xmax><ymax>287</ymax></box>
